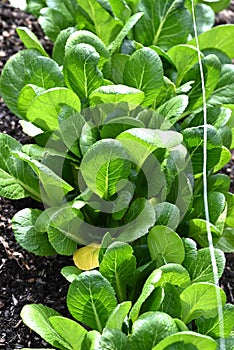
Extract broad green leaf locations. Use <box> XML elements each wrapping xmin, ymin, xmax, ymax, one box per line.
<box><xmin>155</xmin><ymin>76</ymin><xmax>176</xmax><ymax>108</ymax></box>
<box><xmin>117</xmin><ymin>198</ymin><xmax>156</xmax><ymax>242</ymax></box>
<box><xmin>21</xmin><ymin>304</ymin><xmax>69</xmax><ymax>349</ymax></box>
<box><xmin>167</xmin><ymin>44</ymin><xmax>202</xmax><ymax>86</ymax></box>
<box><xmin>203</xmin><ymin>0</ymin><xmax>231</xmax><ymax>13</ymax></box>
<box><xmin>61</xmin><ymin>266</ymin><xmax>82</xmax><ymax>283</ymax></box>
<box><xmin>182</xmin><ymin>238</ymin><xmax>198</xmax><ymax>272</ymax></box>
<box><xmin>193</xmin><ymin>192</ymin><xmax>226</xmax><ymax>224</ymax></box>
<box><xmin>188</xmin><ymin>219</ymin><xmax>222</xmax><ymax>247</ymax></box>
<box><xmin>182</xmin><ymin>54</ymin><xmax>221</xmax><ymax>112</ymax></box>
<box><xmin>196</xmin><ymin>304</ymin><xmax>234</xmax><ymax>338</ymax></box>
<box><xmin>193</xmin><ymin>4</ymin><xmax>215</xmax><ymax>36</ymax></box>
<box><xmin>16</xmin><ymin>26</ymin><xmax>48</xmax><ymax>56</ymax></box>
<box><xmin>99</xmin><ymin>242</ymin><xmax>136</xmax><ymax>301</ymax></box>
<box><xmin>180</xmin><ymin>282</ymin><xmax>226</xmax><ymax>324</ymax></box>
<box><xmin>108</xmin><ymin>12</ymin><xmax>144</xmax><ymax>54</ymax></box>
<box><xmin>158</xmin><ymin>284</ymin><xmax>181</xmax><ymax>318</ymax></box>
<box><xmin>98</xmin><ymin>328</ymin><xmax>129</xmax><ymax>350</ymax></box>
<box><xmin>182</xmin><ymin>125</ymin><xmax>222</xmax><ymax>175</ymax></box>
<box><xmin>65</xmin><ymin>30</ymin><xmax>110</xmax><ymax>63</ymax></box>
<box><xmin>130</xmin><ymin>269</ymin><xmax>162</xmax><ymax>322</ymax></box>
<box><xmin>101</xmin><ymin>116</ymin><xmax>145</xmax><ymax>139</ymax></box>
<box><xmin>216</xmin><ymin>337</ymin><xmax>234</xmax><ymax>350</ymax></box>
<box><xmin>107</xmin><ymin>0</ymin><xmax>131</xmax><ymax>20</ymax></box>
<box><xmin>188</xmin><ymin>25</ymin><xmax>234</xmax><ymax>59</ymax></box>
<box><xmin>26</xmin><ymin>0</ymin><xmax>46</xmax><ymax>16</ymax></box>
<box><xmin>208</xmin><ymin>174</ymin><xmax>230</xmax><ymax>194</ymax></box>
<box><xmin>25</xmin><ymin>87</ymin><xmax>81</xmax><ymax>131</ymax></box>
<box><xmin>148</xmin><ymin>226</ymin><xmax>185</xmax><ymax>266</ymax></box>
<box><xmin>0</xmin><ymin>50</ymin><xmax>64</xmax><ymax>117</ymax></box>
<box><xmin>225</xmin><ymin>193</ymin><xmax>234</xmax><ymax>227</ymax></box>
<box><xmin>52</xmin><ymin>27</ymin><xmax>77</xmax><ymax>66</ymax></box>
<box><xmin>81</xmin><ymin>330</ymin><xmax>101</xmax><ymax>350</ymax></box>
<box><xmin>215</xmin><ymin>228</ymin><xmax>234</xmax><ymax>253</ymax></box>
<box><xmin>187</xmin><ymin>248</ymin><xmax>225</xmax><ymax>283</ymax></box>
<box><xmin>18</xmin><ymin>84</ymin><xmax>46</xmax><ymax>117</ymax></box>
<box><xmin>154</xmin><ymin>203</ymin><xmax>180</xmax><ymax>230</ymax></box>
<box><xmin>67</xmin><ymin>270</ymin><xmax>117</xmax><ymax>332</ymax></box>
<box><xmin>49</xmin><ymin>316</ymin><xmax>87</xmax><ymax>350</ymax></box>
<box><xmin>13</xmin><ymin>151</ymin><xmax>73</xmax><ymax>207</ymax></box>
<box><xmin>47</xmin><ymin>226</ymin><xmax>77</xmax><ymax>255</ymax></box>
<box><xmin>105</xmin><ymin>301</ymin><xmax>132</xmax><ymax>330</ymax></box>
<box><xmin>158</xmin><ymin>264</ymin><xmax>191</xmax><ymax>288</ymax></box>
<box><xmin>80</xmin><ymin>139</ymin><xmax>131</xmax><ymax>199</ymax></box>
<box><xmin>123</xmin><ymin>48</ymin><xmax>164</xmax><ymax>106</ymax></box>
<box><xmin>38</xmin><ymin>6</ymin><xmax>76</xmax><ymax>41</ymax></box>
<box><xmin>130</xmin><ymin>312</ymin><xmax>178</xmax><ymax>350</ymax></box>
<box><xmin>0</xmin><ymin>134</ymin><xmax>41</xmax><ymax>201</ymax></box>
<box><xmin>156</xmin><ymin>95</ymin><xmax>189</xmax><ymax>124</ymax></box>
<box><xmin>134</xmin><ymin>0</ymin><xmax>192</xmax><ymax>49</ymax></box>
<box><xmin>90</xmin><ymin>85</ymin><xmax>145</xmax><ymax>105</ymax></box>
<box><xmin>73</xmin><ymin>244</ymin><xmax>100</xmax><ymax>270</ymax></box>
<box><xmin>63</xmin><ymin>44</ymin><xmax>103</xmax><ymax>99</ymax></box>
<box><xmin>208</xmin><ymin>64</ymin><xmax>234</xmax><ymax>106</ymax></box>
<box><xmin>78</xmin><ymin>0</ymin><xmax>123</xmax><ymax>45</ymax></box>
<box><xmin>111</xmin><ymin>54</ymin><xmax>129</xmax><ymax>84</ymax></box>
<box><xmin>153</xmin><ymin>331</ymin><xmax>217</xmax><ymax>350</ymax></box>
<box><xmin>12</xmin><ymin>208</ymin><xmax>56</xmax><ymax>256</ymax></box>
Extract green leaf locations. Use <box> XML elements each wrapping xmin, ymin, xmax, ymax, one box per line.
<box><xmin>17</xmin><ymin>84</ymin><xmax>46</xmax><ymax>118</ymax></box>
<box><xmin>130</xmin><ymin>312</ymin><xmax>178</xmax><ymax>350</ymax></box>
<box><xmin>105</xmin><ymin>301</ymin><xmax>132</xmax><ymax>330</ymax></box>
<box><xmin>188</xmin><ymin>219</ymin><xmax>222</xmax><ymax>247</ymax></box>
<box><xmin>13</xmin><ymin>151</ymin><xmax>73</xmax><ymax>207</ymax></box>
<box><xmin>208</xmin><ymin>64</ymin><xmax>234</xmax><ymax>106</ymax></box>
<box><xmin>123</xmin><ymin>47</ymin><xmax>164</xmax><ymax>106</ymax></box>
<box><xmin>134</xmin><ymin>0</ymin><xmax>192</xmax><ymax>49</ymax></box>
<box><xmin>26</xmin><ymin>0</ymin><xmax>46</xmax><ymax>16</ymax></box>
<box><xmin>98</xmin><ymin>328</ymin><xmax>129</xmax><ymax>350</ymax></box>
<box><xmin>16</xmin><ymin>26</ymin><xmax>48</xmax><ymax>56</ymax></box>
<box><xmin>0</xmin><ymin>134</ymin><xmax>41</xmax><ymax>201</ymax></box>
<box><xmin>99</xmin><ymin>242</ymin><xmax>136</xmax><ymax>301</ymax></box>
<box><xmin>90</xmin><ymin>85</ymin><xmax>145</xmax><ymax>105</ymax></box>
<box><xmin>67</xmin><ymin>270</ymin><xmax>117</xmax><ymax>332</ymax></box>
<box><xmin>188</xmin><ymin>25</ymin><xmax>234</xmax><ymax>59</ymax></box>
<box><xmin>61</xmin><ymin>266</ymin><xmax>82</xmax><ymax>283</ymax></box>
<box><xmin>0</xmin><ymin>50</ymin><xmax>64</xmax><ymax>117</ymax></box>
<box><xmin>153</xmin><ymin>331</ymin><xmax>217</xmax><ymax>350</ymax></box>
<box><xmin>107</xmin><ymin>0</ymin><xmax>131</xmax><ymax>21</ymax></box>
<box><xmin>25</xmin><ymin>87</ymin><xmax>81</xmax><ymax>131</ymax></box>
<box><xmin>180</xmin><ymin>282</ymin><xmax>226</xmax><ymax>324</ymax></box>
<box><xmin>49</xmin><ymin>316</ymin><xmax>87</xmax><ymax>350</ymax></box>
<box><xmin>38</xmin><ymin>6</ymin><xmax>76</xmax><ymax>41</ymax></box>
<box><xmin>156</xmin><ymin>95</ymin><xmax>189</xmax><ymax>124</ymax></box>
<box><xmin>117</xmin><ymin>198</ymin><xmax>156</xmax><ymax>242</ymax></box>
<box><xmin>12</xmin><ymin>208</ymin><xmax>56</xmax><ymax>256</ymax></box>
<box><xmin>193</xmin><ymin>4</ymin><xmax>215</xmax><ymax>36</ymax></box>
<box><xmin>81</xmin><ymin>330</ymin><xmax>101</xmax><ymax>350</ymax></box>
<box><xmin>52</xmin><ymin>27</ymin><xmax>77</xmax><ymax>66</ymax></box>
<box><xmin>215</xmin><ymin>228</ymin><xmax>234</xmax><ymax>253</ymax></box>
<box><xmin>167</xmin><ymin>44</ymin><xmax>202</xmax><ymax>86</ymax></box>
<box><xmin>196</xmin><ymin>303</ymin><xmax>234</xmax><ymax>338</ymax></box>
<box><xmin>182</xmin><ymin>54</ymin><xmax>221</xmax><ymax>112</ymax></box>
<box><xmin>158</xmin><ymin>264</ymin><xmax>191</xmax><ymax>288</ymax></box>
<box><xmin>78</xmin><ymin>0</ymin><xmax>123</xmax><ymax>45</ymax></box>
<box><xmin>101</xmin><ymin>116</ymin><xmax>145</xmax><ymax>139</ymax></box>
<box><xmin>63</xmin><ymin>44</ymin><xmax>103</xmax><ymax>99</ymax></box>
<box><xmin>65</xmin><ymin>30</ymin><xmax>110</xmax><ymax>62</ymax></box>
<box><xmin>108</xmin><ymin>12</ymin><xmax>144</xmax><ymax>54</ymax></box>
<box><xmin>130</xmin><ymin>269</ymin><xmax>162</xmax><ymax>322</ymax></box>
<box><xmin>21</xmin><ymin>304</ymin><xmax>69</xmax><ymax>349</ymax></box>
<box><xmin>187</xmin><ymin>248</ymin><xmax>225</xmax><ymax>284</ymax></box>
<box><xmin>154</xmin><ymin>203</ymin><xmax>180</xmax><ymax>230</ymax></box>
<box><xmin>148</xmin><ymin>226</ymin><xmax>185</xmax><ymax>266</ymax></box>
<box><xmin>80</xmin><ymin>139</ymin><xmax>131</xmax><ymax>199</ymax></box>
<box><xmin>111</xmin><ymin>54</ymin><xmax>129</xmax><ymax>84</ymax></box>
<box><xmin>182</xmin><ymin>125</ymin><xmax>222</xmax><ymax>175</ymax></box>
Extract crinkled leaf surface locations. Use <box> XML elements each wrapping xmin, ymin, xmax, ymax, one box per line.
<box><xmin>90</xmin><ymin>85</ymin><xmax>145</xmax><ymax>105</ymax></box>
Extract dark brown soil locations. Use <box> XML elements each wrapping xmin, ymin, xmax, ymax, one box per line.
<box><xmin>0</xmin><ymin>1</ymin><xmax>233</xmax><ymax>349</ymax></box>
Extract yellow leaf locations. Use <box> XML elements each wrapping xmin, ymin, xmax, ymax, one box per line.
<box><xmin>73</xmin><ymin>244</ymin><xmax>100</xmax><ymax>271</ymax></box>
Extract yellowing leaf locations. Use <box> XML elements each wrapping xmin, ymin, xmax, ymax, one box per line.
<box><xmin>73</xmin><ymin>244</ymin><xmax>100</xmax><ymax>270</ymax></box>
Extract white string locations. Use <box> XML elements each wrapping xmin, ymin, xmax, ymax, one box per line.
<box><xmin>190</xmin><ymin>1</ymin><xmax>225</xmax><ymax>348</ymax></box>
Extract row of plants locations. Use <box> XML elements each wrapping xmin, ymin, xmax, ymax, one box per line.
<box><xmin>1</xmin><ymin>0</ymin><xmax>234</xmax><ymax>348</ymax></box>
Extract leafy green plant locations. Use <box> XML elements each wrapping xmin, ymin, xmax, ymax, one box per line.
<box><xmin>19</xmin><ymin>240</ymin><xmax>234</xmax><ymax>350</ymax></box>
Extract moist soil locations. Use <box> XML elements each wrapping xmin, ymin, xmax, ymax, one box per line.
<box><xmin>0</xmin><ymin>1</ymin><xmax>234</xmax><ymax>349</ymax></box>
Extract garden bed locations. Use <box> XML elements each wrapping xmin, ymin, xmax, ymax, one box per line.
<box><xmin>0</xmin><ymin>1</ymin><xmax>234</xmax><ymax>349</ymax></box>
